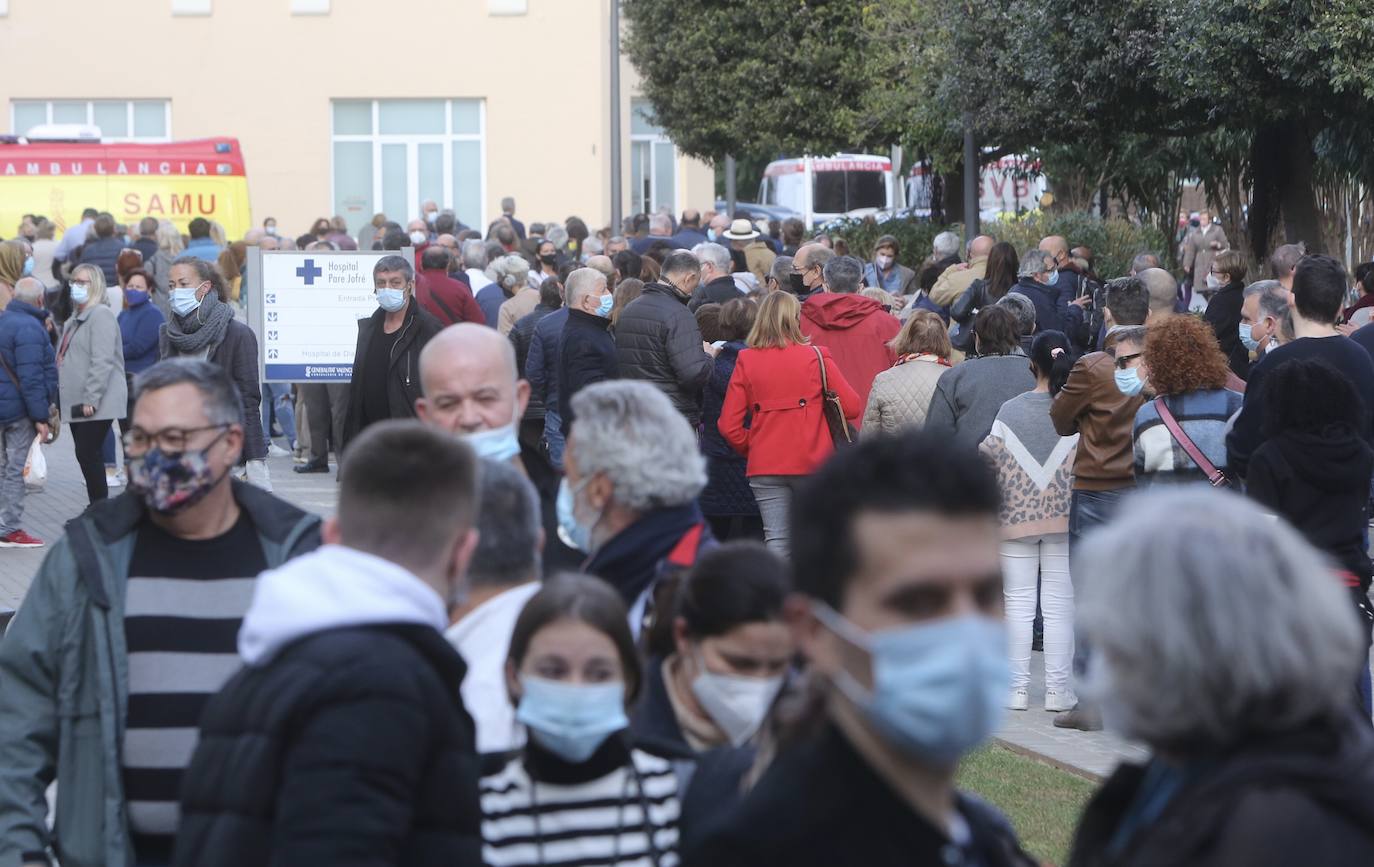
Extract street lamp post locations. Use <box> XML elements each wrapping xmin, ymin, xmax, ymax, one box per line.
<box><xmin>963</xmin><ymin>115</ymin><xmax>979</xmax><ymax>243</ymax></box>
<box><xmin>609</xmin><ymin>0</ymin><xmax>623</xmax><ymax>234</ymax></box>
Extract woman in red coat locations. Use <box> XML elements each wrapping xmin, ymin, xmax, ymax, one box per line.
<box><xmin>720</xmin><ymin>290</ymin><xmax>861</xmax><ymax>554</ymax></box>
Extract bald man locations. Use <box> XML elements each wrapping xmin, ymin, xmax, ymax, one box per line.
<box><xmin>929</xmin><ymin>234</ymin><xmax>994</xmax><ymax>307</ymax></box>
<box><xmin>416</xmin><ymin>324</ymin><xmax>530</xmax><ymax>464</ymax></box>
<box><xmin>1137</xmin><ymin>268</ymin><xmax>1178</xmax><ymax>323</ymax></box>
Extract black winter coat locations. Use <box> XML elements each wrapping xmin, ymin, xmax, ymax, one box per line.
<box><xmin>175</xmin><ymin>624</ymin><xmax>484</xmax><ymax>867</ymax></box>
<box><xmin>689</xmin><ymin>276</ymin><xmax>743</xmax><ymax>312</ymax></box>
<box><xmin>1203</xmin><ymin>280</ymin><xmax>1248</xmax><ymax>379</ymax></box>
<box><xmin>343</xmin><ymin>298</ymin><xmax>443</xmax><ymax>450</ymax></box>
<box><xmin>1067</xmin><ymin>715</ymin><xmax>1374</xmax><ymax>867</ymax></box>
<box><xmin>557</xmin><ymin>308</ymin><xmax>619</xmax><ymax>436</ymax></box>
<box><xmin>614</xmin><ymin>283</ymin><xmax>712</xmax><ymax>424</ymax></box>
<box><xmin>688</xmin><ymin>723</ymin><xmax>1036</xmax><ymax>867</ymax></box>
<box><xmin>510</xmin><ymin>303</ymin><xmax>559</xmax><ymax>421</ymax></box>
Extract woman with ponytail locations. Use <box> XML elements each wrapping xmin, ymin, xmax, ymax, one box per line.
<box><xmin>979</xmin><ymin>330</ymin><xmax>1080</xmax><ymax>713</ymax></box>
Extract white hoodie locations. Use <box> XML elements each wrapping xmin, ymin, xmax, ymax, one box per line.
<box><xmin>238</xmin><ymin>544</ymin><xmax>448</xmax><ymax>666</ymax></box>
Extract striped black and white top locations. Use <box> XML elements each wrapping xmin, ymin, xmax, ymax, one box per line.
<box><xmin>481</xmin><ymin>736</ymin><xmax>684</xmax><ymax>867</ymax></box>
<box><xmin>122</xmin><ymin>515</ymin><xmax>266</xmax><ymax>860</ymax></box>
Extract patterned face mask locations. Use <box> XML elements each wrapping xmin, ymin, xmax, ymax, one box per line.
<box><xmin>127</xmin><ymin>435</ymin><xmax>228</xmax><ymax>514</ymax></box>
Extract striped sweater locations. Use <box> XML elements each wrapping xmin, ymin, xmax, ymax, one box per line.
<box><xmin>1133</xmin><ymin>388</ymin><xmax>1244</xmax><ymax>485</ymax></box>
<box><xmin>481</xmin><ymin>737</ymin><xmax>684</xmax><ymax>867</ymax></box>
<box><xmin>981</xmin><ymin>391</ymin><xmax>1078</xmax><ymax>539</ymax></box>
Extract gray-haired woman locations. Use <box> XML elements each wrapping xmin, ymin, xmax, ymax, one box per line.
<box><xmin>160</xmin><ymin>257</ymin><xmax>270</xmax><ymax>487</ymax></box>
<box><xmin>1068</xmin><ymin>487</ymin><xmax>1374</xmax><ymax>867</ymax></box>
<box><xmin>493</xmin><ymin>254</ymin><xmax>538</xmax><ymax>336</ymax></box>
<box><xmin>59</xmin><ymin>263</ymin><xmax>127</xmax><ymax>502</ymax></box>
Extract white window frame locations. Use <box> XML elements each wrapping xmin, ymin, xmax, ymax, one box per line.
<box><xmin>630</xmin><ymin>102</ymin><xmax>679</xmax><ymax>216</ymax></box>
<box><xmin>330</xmin><ymin>99</ymin><xmax>486</xmax><ymax>231</ymax></box>
<box><xmin>9</xmin><ymin>99</ymin><xmax>172</xmax><ymax>142</ymax></box>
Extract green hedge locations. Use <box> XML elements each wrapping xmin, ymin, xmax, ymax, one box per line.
<box><xmin>830</xmin><ymin>211</ymin><xmax>1169</xmax><ymax>281</ymax></box>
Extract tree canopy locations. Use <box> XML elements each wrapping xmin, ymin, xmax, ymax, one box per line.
<box><xmin>623</xmin><ymin>0</ymin><xmax>1374</xmax><ymax>260</ymax></box>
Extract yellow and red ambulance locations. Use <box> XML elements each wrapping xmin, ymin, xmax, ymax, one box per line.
<box><xmin>0</xmin><ymin>136</ymin><xmax>251</xmax><ymax>240</ymax></box>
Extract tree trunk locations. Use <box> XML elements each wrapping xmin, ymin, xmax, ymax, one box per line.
<box><xmin>944</xmin><ymin>162</ymin><xmax>966</xmax><ymax>225</ymax></box>
<box><xmin>1277</xmin><ymin>122</ymin><xmax>1323</xmax><ymax>254</ymax></box>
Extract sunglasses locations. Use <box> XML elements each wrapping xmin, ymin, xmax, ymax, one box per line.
<box><xmin>1114</xmin><ymin>352</ymin><xmax>1142</xmax><ymax>370</ymax></box>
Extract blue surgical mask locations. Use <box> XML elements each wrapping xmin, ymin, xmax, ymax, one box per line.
<box><xmin>464</xmin><ymin>408</ymin><xmax>521</xmax><ymax>462</ymax></box>
<box><xmin>516</xmin><ymin>676</ymin><xmax>628</xmax><ymax>763</ymax></box>
<box><xmin>1114</xmin><ymin>367</ymin><xmax>1144</xmax><ymax>397</ymax></box>
<box><xmin>1046</xmin><ymin>269</ymin><xmax>1060</xmax><ymax>287</ymax></box>
<box><xmin>125</xmin><ymin>289</ymin><xmax>149</xmax><ymax>307</ymax></box>
<box><xmin>596</xmin><ymin>292</ymin><xmax>614</xmax><ymax>318</ymax></box>
<box><xmin>70</xmin><ymin>282</ymin><xmax>90</xmax><ymax>306</ymax></box>
<box><xmin>556</xmin><ymin>477</ymin><xmax>599</xmax><ymax>553</ymax></box>
<box><xmin>1238</xmin><ymin>322</ymin><xmax>1259</xmax><ymax>352</ymax></box>
<box><xmin>171</xmin><ymin>284</ymin><xmax>203</xmax><ymax>317</ymax></box>
<box><xmin>814</xmin><ymin>604</ymin><xmax>1008</xmax><ymax>767</ymax></box>
<box><xmin>707</xmin><ymin>229</ymin><xmax>718</xmax><ymax>242</ymax></box>
<box><xmin>22</xmin><ymin>257</ymin><xmax>33</xmax><ymax>278</ymax></box>
<box><xmin>377</xmin><ymin>287</ymin><xmax>406</xmax><ymax>312</ymax></box>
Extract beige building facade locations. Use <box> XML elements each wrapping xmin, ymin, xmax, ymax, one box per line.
<box><xmin>0</xmin><ymin>0</ymin><xmax>715</xmax><ymax>236</ymax></box>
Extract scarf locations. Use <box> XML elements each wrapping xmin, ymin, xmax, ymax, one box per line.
<box><xmin>162</xmin><ymin>291</ymin><xmax>234</xmax><ymax>357</ymax></box>
<box><xmin>895</xmin><ymin>352</ymin><xmax>951</xmax><ymax>368</ymax></box>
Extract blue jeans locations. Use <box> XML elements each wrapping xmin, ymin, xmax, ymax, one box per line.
<box><xmin>0</xmin><ymin>419</ymin><xmax>36</xmax><ymax>535</ymax></box>
<box><xmin>262</xmin><ymin>383</ymin><xmax>296</xmax><ymax>446</ymax></box>
<box><xmin>1068</xmin><ymin>488</ymin><xmax>1129</xmax><ymax>676</ymax></box>
<box><xmin>544</xmin><ymin>408</ymin><xmax>565</xmax><ymax>471</ymax></box>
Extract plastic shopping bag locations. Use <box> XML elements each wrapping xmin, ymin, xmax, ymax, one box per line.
<box><xmin>23</xmin><ymin>439</ymin><xmax>46</xmax><ymax>490</ymax></box>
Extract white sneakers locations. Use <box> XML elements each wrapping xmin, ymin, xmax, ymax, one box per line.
<box><xmin>1008</xmin><ymin>687</ymin><xmax>1077</xmax><ymax>713</ymax></box>
<box><xmin>1044</xmin><ymin>689</ymin><xmax>1078</xmax><ymax>713</ymax></box>
<box><xmin>267</xmin><ymin>443</ymin><xmax>292</xmax><ymax>458</ymax></box>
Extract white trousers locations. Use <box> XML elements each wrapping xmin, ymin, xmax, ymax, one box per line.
<box><xmin>1001</xmin><ymin>532</ymin><xmax>1073</xmax><ymax>691</ymax></box>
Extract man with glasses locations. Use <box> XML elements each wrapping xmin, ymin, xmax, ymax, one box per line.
<box><xmin>1048</xmin><ymin>277</ymin><xmax>1150</xmax><ymax>731</ymax></box>
<box><xmin>0</xmin><ymin>358</ymin><xmax>321</xmax><ymax>867</ymax></box>
<box><xmin>790</xmin><ymin>242</ymin><xmax>834</xmax><ymax>301</ymax></box>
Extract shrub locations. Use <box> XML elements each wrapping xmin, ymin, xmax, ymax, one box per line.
<box><xmin>831</xmin><ymin>211</ymin><xmax>1169</xmax><ymax>281</ymax></box>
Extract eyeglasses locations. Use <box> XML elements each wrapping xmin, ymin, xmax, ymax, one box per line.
<box><xmin>123</xmin><ymin>424</ymin><xmax>230</xmax><ymax>455</ymax></box>
<box><xmin>1114</xmin><ymin>352</ymin><xmax>1142</xmax><ymax>370</ymax></box>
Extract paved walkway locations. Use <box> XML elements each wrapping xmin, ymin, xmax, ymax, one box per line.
<box><xmin>0</xmin><ymin>436</ymin><xmax>1150</xmax><ymax>778</ymax></box>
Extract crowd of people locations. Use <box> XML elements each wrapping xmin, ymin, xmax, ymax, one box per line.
<box><xmin>0</xmin><ymin>200</ymin><xmax>1372</xmax><ymax>866</ymax></box>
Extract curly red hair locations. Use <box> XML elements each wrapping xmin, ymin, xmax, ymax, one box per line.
<box><xmin>1143</xmin><ymin>315</ymin><xmax>1231</xmax><ymax>396</ymax></box>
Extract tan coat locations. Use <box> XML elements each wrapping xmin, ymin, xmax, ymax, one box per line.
<box><xmin>1182</xmin><ymin>223</ymin><xmax>1228</xmax><ymax>290</ymax></box>
<box><xmin>744</xmin><ymin>241</ymin><xmax>776</xmax><ymax>286</ymax></box>
<box><xmin>927</xmin><ymin>255</ymin><xmax>988</xmax><ymax>307</ymax></box>
<box><xmin>497</xmin><ymin>287</ymin><xmax>540</xmax><ymax>336</ymax></box>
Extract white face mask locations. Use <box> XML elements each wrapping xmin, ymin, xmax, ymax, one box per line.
<box><xmin>1206</xmin><ymin>272</ymin><xmax>1222</xmax><ymax>290</ymax></box>
<box><xmin>689</xmin><ymin>649</ymin><xmax>785</xmax><ymax>747</ymax></box>
<box><xmin>409</xmin><ymin>230</ymin><xmax>427</xmax><ymax>245</ymax></box>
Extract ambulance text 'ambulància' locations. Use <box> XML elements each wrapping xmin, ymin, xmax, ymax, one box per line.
<box><xmin>0</xmin><ymin>137</ymin><xmax>250</xmax><ymax>241</ymax></box>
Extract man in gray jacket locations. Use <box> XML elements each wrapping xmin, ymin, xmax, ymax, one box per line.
<box><xmin>0</xmin><ymin>358</ymin><xmax>321</xmax><ymax>867</ymax></box>
<box><xmin>612</xmin><ymin>249</ymin><xmax>713</xmax><ymax>426</ymax></box>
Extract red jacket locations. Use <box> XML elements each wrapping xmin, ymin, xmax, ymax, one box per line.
<box><xmin>800</xmin><ymin>293</ymin><xmax>899</xmax><ymax>412</ymax></box>
<box><xmin>719</xmin><ymin>343</ymin><xmax>862</xmax><ymax>477</ymax></box>
<box><xmin>416</xmin><ymin>268</ymin><xmax>486</xmax><ymax>327</ymax></box>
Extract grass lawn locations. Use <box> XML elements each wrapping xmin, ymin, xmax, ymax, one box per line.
<box><xmin>957</xmin><ymin>743</ymin><xmax>1098</xmax><ymax>866</ymax></box>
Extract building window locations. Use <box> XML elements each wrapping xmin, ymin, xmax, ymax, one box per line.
<box><xmin>630</xmin><ymin>99</ymin><xmax>677</xmax><ymax>217</ymax></box>
<box><xmin>10</xmin><ymin>100</ymin><xmax>171</xmax><ymax>142</ymax></box>
<box><xmin>331</xmin><ymin>98</ymin><xmax>485</xmax><ymax>235</ymax></box>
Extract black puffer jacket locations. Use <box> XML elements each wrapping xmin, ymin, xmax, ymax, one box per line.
<box><xmin>1068</xmin><ymin>714</ymin><xmax>1374</xmax><ymax>867</ymax></box>
<box><xmin>343</xmin><ymin>297</ymin><xmax>443</xmax><ymax>450</ymax></box>
<box><xmin>175</xmin><ymin>624</ymin><xmax>484</xmax><ymax>867</ymax></box>
<box><xmin>614</xmin><ymin>283</ymin><xmax>711</xmax><ymax>424</ymax></box>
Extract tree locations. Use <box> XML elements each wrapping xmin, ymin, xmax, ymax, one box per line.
<box><xmin>622</xmin><ymin>0</ymin><xmax>883</xmax><ymax>162</ymax></box>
